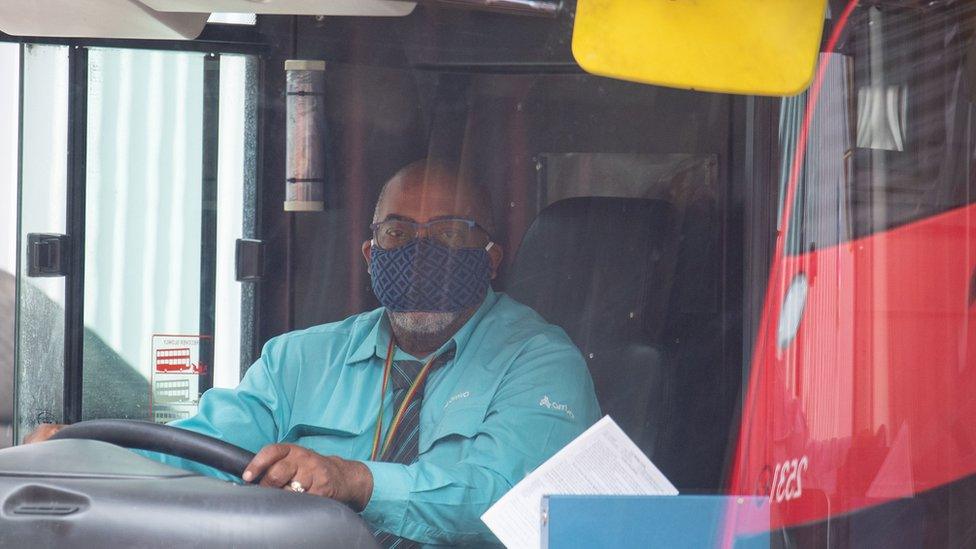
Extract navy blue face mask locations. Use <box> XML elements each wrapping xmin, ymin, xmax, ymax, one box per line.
<box><xmin>369</xmin><ymin>238</ymin><xmax>493</xmax><ymax>312</ymax></box>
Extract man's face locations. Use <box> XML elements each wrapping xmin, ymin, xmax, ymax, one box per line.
<box><xmin>362</xmin><ymin>169</ymin><xmax>503</xmax><ymax>337</ymax></box>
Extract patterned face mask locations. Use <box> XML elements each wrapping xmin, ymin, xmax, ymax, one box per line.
<box><xmin>369</xmin><ymin>238</ymin><xmax>493</xmax><ymax>312</ymax></box>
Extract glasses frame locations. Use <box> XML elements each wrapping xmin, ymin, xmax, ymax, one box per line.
<box><xmin>369</xmin><ymin>217</ymin><xmax>493</xmax><ymax>250</ymax></box>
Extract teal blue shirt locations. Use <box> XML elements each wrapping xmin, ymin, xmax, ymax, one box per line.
<box><xmin>141</xmin><ymin>291</ymin><xmax>600</xmax><ymax>545</ymax></box>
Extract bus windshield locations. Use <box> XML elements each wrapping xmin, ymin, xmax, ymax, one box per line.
<box><xmin>2</xmin><ymin>0</ymin><xmax>976</xmax><ymax>547</ymax></box>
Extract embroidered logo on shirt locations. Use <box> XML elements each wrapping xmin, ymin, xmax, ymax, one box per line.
<box><xmin>539</xmin><ymin>395</ymin><xmax>575</xmax><ymax>419</ymax></box>
<box><xmin>444</xmin><ymin>391</ymin><xmax>471</xmax><ymax>409</ymax></box>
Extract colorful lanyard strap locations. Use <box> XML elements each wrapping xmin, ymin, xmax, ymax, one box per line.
<box><xmin>370</xmin><ymin>339</ymin><xmax>438</xmax><ymax>461</ymax></box>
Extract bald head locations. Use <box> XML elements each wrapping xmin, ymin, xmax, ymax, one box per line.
<box><xmin>373</xmin><ymin>159</ymin><xmax>495</xmax><ymax>235</ymax></box>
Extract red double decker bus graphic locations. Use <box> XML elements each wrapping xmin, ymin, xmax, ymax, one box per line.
<box><xmin>154</xmin><ymin>347</ymin><xmax>205</xmax><ymax>374</ymax></box>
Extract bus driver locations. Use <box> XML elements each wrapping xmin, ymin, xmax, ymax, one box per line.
<box><xmin>27</xmin><ymin>159</ymin><xmax>600</xmax><ymax>547</ymax></box>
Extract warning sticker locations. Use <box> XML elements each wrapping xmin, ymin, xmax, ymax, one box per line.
<box><xmin>150</xmin><ymin>334</ymin><xmax>210</xmax><ymax>424</ymax></box>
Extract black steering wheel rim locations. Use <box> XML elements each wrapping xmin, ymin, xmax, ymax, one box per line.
<box><xmin>50</xmin><ymin>419</ymin><xmax>255</xmax><ymax>478</ymax></box>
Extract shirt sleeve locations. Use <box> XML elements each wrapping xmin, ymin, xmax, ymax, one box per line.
<box><xmin>132</xmin><ymin>341</ymin><xmax>289</xmax><ymax>481</ymax></box>
<box><xmin>360</xmin><ymin>335</ymin><xmax>601</xmax><ymax>545</ymax></box>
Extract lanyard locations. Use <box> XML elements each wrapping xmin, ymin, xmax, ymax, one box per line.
<box><xmin>370</xmin><ymin>339</ymin><xmax>438</xmax><ymax>461</ymax></box>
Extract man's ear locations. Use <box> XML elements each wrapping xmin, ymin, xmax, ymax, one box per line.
<box><xmin>487</xmin><ymin>242</ymin><xmax>504</xmax><ymax>280</ymax></box>
<box><xmin>362</xmin><ymin>240</ymin><xmax>372</xmax><ymax>274</ymax></box>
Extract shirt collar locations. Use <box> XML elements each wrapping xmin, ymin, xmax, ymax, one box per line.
<box><xmin>345</xmin><ymin>290</ymin><xmax>499</xmax><ymax>366</ymax></box>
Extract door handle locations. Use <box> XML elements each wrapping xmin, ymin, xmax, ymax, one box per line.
<box><xmin>26</xmin><ymin>233</ymin><xmax>70</xmax><ymax>277</ymax></box>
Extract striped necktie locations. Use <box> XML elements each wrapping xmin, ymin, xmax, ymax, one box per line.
<box><xmin>374</xmin><ymin>348</ymin><xmax>455</xmax><ymax>548</ymax></box>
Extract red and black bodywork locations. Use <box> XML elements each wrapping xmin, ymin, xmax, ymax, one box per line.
<box><xmin>731</xmin><ymin>1</ymin><xmax>976</xmax><ymax>545</ymax></box>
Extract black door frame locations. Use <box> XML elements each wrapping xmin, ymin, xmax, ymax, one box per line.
<box><xmin>9</xmin><ymin>25</ymin><xmax>267</xmax><ymax>423</ymax></box>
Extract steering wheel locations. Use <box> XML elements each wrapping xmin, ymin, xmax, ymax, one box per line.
<box><xmin>50</xmin><ymin>419</ymin><xmax>256</xmax><ymax>478</ymax></box>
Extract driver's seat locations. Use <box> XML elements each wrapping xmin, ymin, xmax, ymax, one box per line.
<box><xmin>505</xmin><ymin>197</ymin><xmax>680</xmax><ymax>461</ymax></box>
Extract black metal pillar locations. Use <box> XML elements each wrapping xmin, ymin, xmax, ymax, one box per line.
<box><xmin>63</xmin><ymin>45</ymin><xmax>88</xmax><ymax>425</ymax></box>
<box><xmin>199</xmin><ymin>53</ymin><xmax>220</xmax><ymax>393</ymax></box>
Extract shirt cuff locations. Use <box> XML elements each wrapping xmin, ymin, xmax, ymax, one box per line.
<box><xmin>361</xmin><ymin>460</ymin><xmax>412</xmax><ymax>532</ymax></box>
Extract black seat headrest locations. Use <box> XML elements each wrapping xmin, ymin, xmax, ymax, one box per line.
<box><xmin>505</xmin><ymin>197</ymin><xmax>679</xmax><ymax>351</ymax></box>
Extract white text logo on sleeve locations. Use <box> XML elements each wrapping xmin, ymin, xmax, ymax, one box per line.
<box><xmin>444</xmin><ymin>391</ymin><xmax>471</xmax><ymax>409</ymax></box>
<box><xmin>539</xmin><ymin>395</ymin><xmax>575</xmax><ymax>419</ymax></box>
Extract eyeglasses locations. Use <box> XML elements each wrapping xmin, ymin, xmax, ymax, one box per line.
<box><xmin>370</xmin><ymin>218</ymin><xmax>492</xmax><ymax>250</ymax></box>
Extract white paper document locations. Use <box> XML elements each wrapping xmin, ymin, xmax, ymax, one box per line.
<box><xmin>481</xmin><ymin>415</ymin><xmax>678</xmax><ymax>549</ymax></box>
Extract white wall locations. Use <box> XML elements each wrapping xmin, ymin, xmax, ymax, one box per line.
<box><xmin>213</xmin><ymin>55</ymin><xmax>247</xmax><ymax>389</ymax></box>
<box><xmin>84</xmin><ymin>48</ymin><xmax>203</xmax><ymax>380</ymax></box>
<box><xmin>84</xmin><ymin>49</ymin><xmax>252</xmax><ymax>396</ymax></box>
<box><xmin>0</xmin><ymin>43</ymin><xmax>18</xmax><ymax>276</ymax></box>
<box><xmin>0</xmin><ymin>43</ymin><xmax>18</xmax><ymax>447</ymax></box>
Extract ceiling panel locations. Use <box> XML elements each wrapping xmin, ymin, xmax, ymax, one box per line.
<box><xmin>142</xmin><ymin>0</ymin><xmax>416</xmax><ymax>16</ymax></box>
<box><xmin>0</xmin><ymin>0</ymin><xmax>208</xmax><ymax>39</ymax></box>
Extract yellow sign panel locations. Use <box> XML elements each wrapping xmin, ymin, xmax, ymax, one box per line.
<box><xmin>572</xmin><ymin>0</ymin><xmax>828</xmax><ymax>96</ymax></box>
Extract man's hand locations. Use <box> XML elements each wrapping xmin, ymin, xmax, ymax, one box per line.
<box><xmin>24</xmin><ymin>423</ymin><xmax>65</xmax><ymax>444</ymax></box>
<box><xmin>242</xmin><ymin>444</ymin><xmax>374</xmax><ymax>511</ymax></box>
